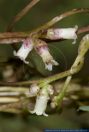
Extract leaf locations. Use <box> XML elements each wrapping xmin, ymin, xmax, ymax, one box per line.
<box><xmin>49</xmin><ymin>43</ymin><xmax>67</xmax><ymax>71</ymax></box>
<box><xmin>78</xmin><ymin>106</ymin><xmax>89</xmax><ymax>112</ymax></box>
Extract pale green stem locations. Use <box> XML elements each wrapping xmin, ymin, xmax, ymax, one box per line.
<box><xmin>56</xmin><ymin>76</ymin><xmax>72</xmax><ymax>107</ymax></box>
<box><xmin>54</xmin><ymin>34</ymin><xmax>89</xmax><ymax>106</ymax></box>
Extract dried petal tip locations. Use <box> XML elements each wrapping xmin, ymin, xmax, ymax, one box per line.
<box><xmin>45</xmin><ymin>59</ymin><xmax>58</xmax><ymax>71</ymax></box>
<box><xmin>47</xmin><ymin>25</ymin><xmax>78</xmax><ymax>44</ymax></box>
<box><xmin>35</xmin><ymin>39</ymin><xmax>58</xmax><ymax>71</ymax></box>
<box><xmin>13</xmin><ymin>39</ymin><xmax>33</xmax><ymax>64</ymax></box>
<box><xmin>72</xmin><ymin>25</ymin><xmax>78</xmax><ymax>44</ymax></box>
<box><xmin>42</xmin><ymin>49</ymin><xmax>59</xmax><ymax>71</ymax></box>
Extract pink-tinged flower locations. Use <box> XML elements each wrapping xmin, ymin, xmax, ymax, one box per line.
<box><xmin>47</xmin><ymin>25</ymin><xmax>78</xmax><ymax>44</ymax></box>
<box><xmin>14</xmin><ymin>38</ymin><xmax>33</xmax><ymax>64</ymax></box>
<box><xmin>35</xmin><ymin>39</ymin><xmax>58</xmax><ymax>71</ymax></box>
<box><xmin>30</xmin><ymin>85</ymin><xmax>53</xmax><ymax>116</ymax></box>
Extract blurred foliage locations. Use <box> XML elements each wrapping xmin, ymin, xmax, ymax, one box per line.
<box><xmin>0</xmin><ymin>0</ymin><xmax>89</xmax><ymax>131</ymax></box>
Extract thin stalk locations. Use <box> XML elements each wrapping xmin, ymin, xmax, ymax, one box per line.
<box><xmin>34</xmin><ymin>8</ymin><xmax>89</xmax><ymax>33</ymax></box>
<box><xmin>7</xmin><ymin>0</ymin><xmax>40</xmax><ymax>31</ymax></box>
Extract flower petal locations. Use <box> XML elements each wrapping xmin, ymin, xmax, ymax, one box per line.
<box><xmin>14</xmin><ymin>38</ymin><xmax>33</xmax><ymax>64</ymax></box>
<box><xmin>47</xmin><ymin>25</ymin><xmax>78</xmax><ymax>43</ymax></box>
<box><xmin>35</xmin><ymin>39</ymin><xmax>58</xmax><ymax>71</ymax></box>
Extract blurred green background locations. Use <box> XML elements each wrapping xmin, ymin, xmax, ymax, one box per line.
<box><xmin>0</xmin><ymin>0</ymin><xmax>89</xmax><ymax>131</ymax></box>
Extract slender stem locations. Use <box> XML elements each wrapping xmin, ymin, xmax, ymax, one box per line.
<box><xmin>7</xmin><ymin>0</ymin><xmax>40</xmax><ymax>31</ymax></box>
<box><xmin>56</xmin><ymin>76</ymin><xmax>72</xmax><ymax>107</ymax></box>
<box><xmin>77</xmin><ymin>25</ymin><xmax>89</xmax><ymax>34</ymax></box>
<box><xmin>0</xmin><ymin>92</ymin><xmax>20</xmax><ymax>96</ymax></box>
<box><xmin>0</xmin><ymin>97</ymin><xmax>30</xmax><ymax>113</ymax></box>
<box><xmin>0</xmin><ymin>86</ymin><xmax>28</xmax><ymax>92</ymax></box>
<box><xmin>0</xmin><ymin>103</ymin><xmax>21</xmax><ymax>113</ymax></box>
<box><xmin>0</xmin><ymin>97</ymin><xmax>19</xmax><ymax>103</ymax></box>
<box><xmin>0</xmin><ymin>65</ymin><xmax>82</xmax><ymax>86</ymax></box>
<box><xmin>33</xmin><ymin>8</ymin><xmax>89</xmax><ymax>33</ymax></box>
<box><xmin>0</xmin><ymin>25</ymin><xmax>89</xmax><ymax>44</ymax></box>
<box><xmin>0</xmin><ymin>86</ymin><xmax>34</xmax><ymax>98</ymax></box>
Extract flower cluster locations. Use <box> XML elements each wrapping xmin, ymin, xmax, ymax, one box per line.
<box><xmin>13</xmin><ymin>38</ymin><xmax>58</xmax><ymax>71</ymax></box>
<box><xmin>13</xmin><ymin>26</ymin><xmax>78</xmax><ymax>71</ymax></box>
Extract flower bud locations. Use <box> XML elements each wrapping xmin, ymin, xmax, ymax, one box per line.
<box><xmin>14</xmin><ymin>38</ymin><xmax>33</xmax><ymax>64</ymax></box>
<box><xmin>47</xmin><ymin>25</ymin><xmax>78</xmax><ymax>44</ymax></box>
<box><xmin>29</xmin><ymin>84</ymin><xmax>40</xmax><ymax>97</ymax></box>
<box><xmin>50</xmin><ymin>96</ymin><xmax>57</xmax><ymax>109</ymax></box>
<box><xmin>47</xmin><ymin>85</ymin><xmax>54</xmax><ymax>95</ymax></box>
<box><xmin>35</xmin><ymin>39</ymin><xmax>58</xmax><ymax>71</ymax></box>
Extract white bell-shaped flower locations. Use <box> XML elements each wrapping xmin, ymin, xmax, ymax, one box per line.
<box><xmin>35</xmin><ymin>39</ymin><xmax>58</xmax><ymax>71</ymax></box>
<box><xmin>47</xmin><ymin>25</ymin><xmax>78</xmax><ymax>44</ymax></box>
<box><xmin>30</xmin><ymin>85</ymin><xmax>53</xmax><ymax>116</ymax></box>
<box><xmin>14</xmin><ymin>38</ymin><xmax>33</xmax><ymax>64</ymax></box>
